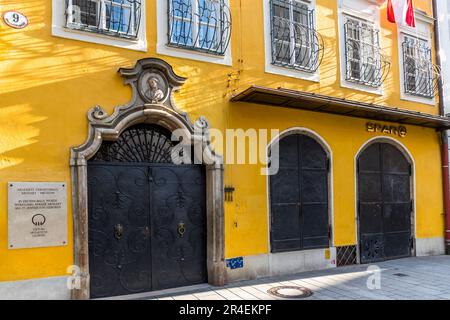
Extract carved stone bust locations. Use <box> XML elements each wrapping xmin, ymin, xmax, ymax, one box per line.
<box><xmin>145</xmin><ymin>77</ymin><xmax>165</xmax><ymax>103</ymax></box>
<box><xmin>138</xmin><ymin>71</ymin><xmax>168</xmax><ymax>104</ymax></box>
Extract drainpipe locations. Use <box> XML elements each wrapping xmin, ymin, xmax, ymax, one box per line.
<box><xmin>432</xmin><ymin>0</ymin><xmax>450</xmax><ymax>254</ymax></box>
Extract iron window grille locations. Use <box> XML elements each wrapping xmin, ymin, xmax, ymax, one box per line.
<box><xmin>168</xmin><ymin>0</ymin><xmax>232</xmax><ymax>55</ymax></box>
<box><xmin>402</xmin><ymin>37</ymin><xmax>440</xmax><ymax>99</ymax></box>
<box><xmin>344</xmin><ymin>18</ymin><xmax>390</xmax><ymax>87</ymax></box>
<box><xmin>65</xmin><ymin>0</ymin><xmax>142</xmax><ymax>39</ymax></box>
<box><xmin>270</xmin><ymin>0</ymin><xmax>324</xmax><ymax>73</ymax></box>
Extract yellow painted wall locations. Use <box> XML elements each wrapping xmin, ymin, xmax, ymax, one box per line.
<box><xmin>0</xmin><ymin>0</ymin><xmax>443</xmax><ymax>281</ymax></box>
<box><xmin>225</xmin><ymin>105</ymin><xmax>445</xmax><ymax>257</ymax></box>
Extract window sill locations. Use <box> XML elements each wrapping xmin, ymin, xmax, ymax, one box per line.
<box><xmin>156</xmin><ymin>43</ymin><xmax>232</xmax><ymax>66</ymax></box>
<box><xmin>52</xmin><ymin>25</ymin><xmax>147</xmax><ymax>52</ymax></box>
<box><xmin>265</xmin><ymin>63</ymin><xmax>320</xmax><ymax>82</ymax></box>
<box><xmin>400</xmin><ymin>93</ymin><xmax>436</xmax><ymax>106</ymax></box>
<box><xmin>340</xmin><ymin>79</ymin><xmax>383</xmax><ymax>96</ymax></box>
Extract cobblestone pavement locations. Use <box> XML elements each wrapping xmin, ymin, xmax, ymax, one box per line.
<box><xmin>127</xmin><ymin>255</ymin><xmax>450</xmax><ymax>300</ymax></box>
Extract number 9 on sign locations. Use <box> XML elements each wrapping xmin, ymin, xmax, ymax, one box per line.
<box><xmin>3</xmin><ymin>11</ymin><xmax>28</xmax><ymax>29</ymax></box>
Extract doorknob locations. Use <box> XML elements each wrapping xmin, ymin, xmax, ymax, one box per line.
<box><xmin>177</xmin><ymin>222</ymin><xmax>186</xmax><ymax>238</ymax></box>
<box><xmin>114</xmin><ymin>223</ymin><xmax>124</xmax><ymax>240</ymax></box>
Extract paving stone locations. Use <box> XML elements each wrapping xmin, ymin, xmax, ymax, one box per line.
<box><xmin>140</xmin><ymin>256</ymin><xmax>450</xmax><ymax>301</ymax></box>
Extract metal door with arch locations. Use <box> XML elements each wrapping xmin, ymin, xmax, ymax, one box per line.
<box><xmin>358</xmin><ymin>142</ymin><xmax>412</xmax><ymax>264</ymax></box>
<box><xmin>270</xmin><ymin>133</ymin><xmax>330</xmax><ymax>253</ymax></box>
<box><xmin>87</xmin><ymin>124</ymin><xmax>207</xmax><ymax>299</ymax></box>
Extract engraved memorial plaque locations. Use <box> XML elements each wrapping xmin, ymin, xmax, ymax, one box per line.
<box><xmin>8</xmin><ymin>182</ymin><xmax>68</xmax><ymax>249</ymax></box>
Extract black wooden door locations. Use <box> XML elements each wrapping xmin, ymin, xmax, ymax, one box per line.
<box><xmin>88</xmin><ymin>163</ymin><xmax>206</xmax><ymax>299</ymax></box>
<box><xmin>358</xmin><ymin>143</ymin><xmax>412</xmax><ymax>264</ymax></box>
<box><xmin>270</xmin><ymin>134</ymin><xmax>329</xmax><ymax>253</ymax></box>
<box><xmin>88</xmin><ymin>164</ymin><xmax>152</xmax><ymax>298</ymax></box>
<box><xmin>150</xmin><ymin>165</ymin><xmax>207</xmax><ymax>290</ymax></box>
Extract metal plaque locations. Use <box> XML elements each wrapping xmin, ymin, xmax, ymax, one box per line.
<box><xmin>8</xmin><ymin>182</ymin><xmax>68</xmax><ymax>249</ymax></box>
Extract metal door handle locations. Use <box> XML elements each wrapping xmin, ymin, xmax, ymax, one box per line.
<box><xmin>143</xmin><ymin>226</ymin><xmax>150</xmax><ymax>238</ymax></box>
<box><xmin>114</xmin><ymin>223</ymin><xmax>123</xmax><ymax>240</ymax></box>
<box><xmin>177</xmin><ymin>222</ymin><xmax>185</xmax><ymax>238</ymax></box>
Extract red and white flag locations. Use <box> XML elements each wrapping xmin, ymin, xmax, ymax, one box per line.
<box><xmin>387</xmin><ymin>0</ymin><xmax>416</xmax><ymax>28</ymax></box>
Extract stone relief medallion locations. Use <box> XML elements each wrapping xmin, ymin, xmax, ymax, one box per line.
<box><xmin>138</xmin><ymin>71</ymin><xmax>169</xmax><ymax>104</ymax></box>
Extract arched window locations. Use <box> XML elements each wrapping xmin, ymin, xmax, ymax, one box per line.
<box><xmin>270</xmin><ymin>133</ymin><xmax>330</xmax><ymax>252</ymax></box>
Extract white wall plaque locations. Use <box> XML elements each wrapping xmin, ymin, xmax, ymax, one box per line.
<box><xmin>8</xmin><ymin>182</ymin><xmax>68</xmax><ymax>249</ymax></box>
<box><xmin>3</xmin><ymin>11</ymin><xmax>29</xmax><ymax>29</ymax></box>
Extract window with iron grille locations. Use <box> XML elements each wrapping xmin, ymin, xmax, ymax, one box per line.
<box><xmin>270</xmin><ymin>0</ymin><xmax>323</xmax><ymax>73</ymax></box>
<box><xmin>168</xmin><ymin>0</ymin><xmax>232</xmax><ymax>55</ymax></box>
<box><xmin>65</xmin><ymin>0</ymin><xmax>142</xmax><ymax>39</ymax></box>
<box><xmin>402</xmin><ymin>36</ymin><xmax>436</xmax><ymax>99</ymax></box>
<box><xmin>344</xmin><ymin>17</ymin><xmax>389</xmax><ymax>87</ymax></box>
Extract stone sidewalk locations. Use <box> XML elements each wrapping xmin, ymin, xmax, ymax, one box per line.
<box><xmin>135</xmin><ymin>255</ymin><xmax>450</xmax><ymax>300</ymax></box>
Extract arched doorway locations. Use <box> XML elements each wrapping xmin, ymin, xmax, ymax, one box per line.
<box><xmin>70</xmin><ymin>58</ymin><xmax>225</xmax><ymax>300</ymax></box>
<box><xmin>269</xmin><ymin>132</ymin><xmax>330</xmax><ymax>253</ymax></box>
<box><xmin>87</xmin><ymin>124</ymin><xmax>207</xmax><ymax>298</ymax></box>
<box><xmin>357</xmin><ymin>141</ymin><xmax>413</xmax><ymax>264</ymax></box>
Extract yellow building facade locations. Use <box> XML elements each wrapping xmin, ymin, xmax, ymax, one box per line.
<box><xmin>0</xmin><ymin>0</ymin><xmax>447</xmax><ymax>299</ymax></box>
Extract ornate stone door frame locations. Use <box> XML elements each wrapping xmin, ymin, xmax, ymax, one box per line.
<box><xmin>69</xmin><ymin>58</ymin><xmax>225</xmax><ymax>300</ymax></box>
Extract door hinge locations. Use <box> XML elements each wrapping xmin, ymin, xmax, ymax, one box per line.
<box><xmin>326</xmin><ymin>158</ymin><xmax>331</xmax><ymax>172</ymax></box>
<box><xmin>410</xmin><ymin>199</ymin><xmax>414</xmax><ymax>212</ymax></box>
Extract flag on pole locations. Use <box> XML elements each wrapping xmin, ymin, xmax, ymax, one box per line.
<box><xmin>387</xmin><ymin>0</ymin><xmax>416</xmax><ymax>28</ymax></box>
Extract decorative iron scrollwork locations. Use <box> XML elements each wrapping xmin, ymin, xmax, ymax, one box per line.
<box><xmin>65</xmin><ymin>0</ymin><xmax>142</xmax><ymax>39</ymax></box>
<box><xmin>177</xmin><ymin>222</ymin><xmax>186</xmax><ymax>238</ymax></box>
<box><xmin>344</xmin><ymin>19</ymin><xmax>390</xmax><ymax>87</ymax></box>
<box><xmin>270</xmin><ymin>0</ymin><xmax>324</xmax><ymax>73</ymax></box>
<box><xmin>402</xmin><ymin>38</ymin><xmax>440</xmax><ymax>99</ymax></box>
<box><xmin>168</xmin><ymin>0</ymin><xmax>232</xmax><ymax>55</ymax></box>
<box><xmin>90</xmin><ymin>124</ymin><xmax>177</xmax><ymax>163</ymax></box>
<box><xmin>114</xmin><ymin>223</ymin><xmax>124</xmax><ymax>240</ymax></box>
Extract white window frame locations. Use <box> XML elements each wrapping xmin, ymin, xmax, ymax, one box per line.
<box><xmin>263</xmin><ymin>0</ymin><xmax>320</xmax><ymax>81</ymax></box>
<box><xmin>397</xmin><ymin>10</ymin><xmax>435</xmax><ymax>106</ymax></box>
<box><xmin>337</xmin><ymin>0</ymin><xmax>382</xmax><ymax>95</ymax></box>
<box><xmin>157</xmin><ymin>0</ymin><xmax>232</xmax><ymax>66</ymax></box>
<box><xmin>52</xmin><ymin>0</ymin><xmax>147</xmax><ymax>52</ymax></box>
<box><xmin>66</xmin><ymin>0</ymin><xmax>137</xmax><ymax>35</ymax></box>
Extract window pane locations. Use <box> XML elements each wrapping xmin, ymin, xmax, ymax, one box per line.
<box><xmin>272</xmin><ymin>2</ymin><xmax>289</xmax><ymax>19</ymax></box>
<box><xmin>71</xmin><ymin>0</ymin><xmax>98</xmax><ymax>26</ymax></box>
<box><xmin>198</xmin><ymin>24</ymin><xmax>218</xmax><ymax>50</ymax></box>
<box><xmin>170</xmin><ymin>0</ymin><xmax>193</xmax><ymax>46</ymax></box>
<box><xmin>275</xmin><ymin>41</ymin><xmax>292</xmax><ymax>64</ymax></box>
<box><xmin>106</xmin><ymin>3</ymin><xmax>132</xmax><ymax>33</ymax></box>
<box><xmin>198</xmin><ymin>0</ymin><xmax>220</xmax><ymax>50</ymax></box>
<box><xmin>293</xmin><ymin>3</ymin><xmax>309</xmax><ymax>26</ymax></box>
<box><xmin>171</xmin><ymin>19</ymin><xmax>194</xmax><ymax>45</ymax></box>
<box><xmin>271</xmin><ymin>1</ymin><xmax>291</xmax><ymax>64</ymax></box>
<box><xmin>172</xmin><ymin>0</ymin><xmax>192</xmax><ymax>19</ymax></box>
<box><xmin>198</xmin><ymin>0</ymin><xmax>218</xmax><ymax>23</ymax></box>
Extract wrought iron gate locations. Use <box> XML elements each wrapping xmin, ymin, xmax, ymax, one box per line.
<box><xmin>270</xmin><ymin>133</ymin><xmax>330</xmax><ymax>253</ymax></box>
<box><xmin>87</xmin><ymin>124</ymin><xmax>207</xmax><ymax>299</ymax></box>
<box><xmin>358</xmin><ymin>143</ymin><xmax>412</xmax><ymax>264</ymax></box>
